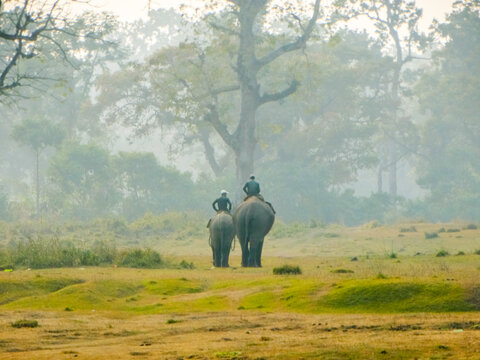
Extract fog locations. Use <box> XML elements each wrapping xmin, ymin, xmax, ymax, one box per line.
<box><xmin>0</xmin><ymin>0</ymin><xmax>478</xmax><ymax>225</ymax></box>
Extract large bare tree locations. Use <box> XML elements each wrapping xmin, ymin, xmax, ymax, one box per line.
<box><xmin>100</xmin><ymin>1</ymin><xmax>322</xmax><ymax>200</ymax></box>
<box><xmin>0</xmin><ymin>0</ymin><xmax>84</xmax><ymax>100</ymax></box>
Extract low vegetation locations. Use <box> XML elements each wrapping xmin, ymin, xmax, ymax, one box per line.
<box><xmin>11</xmin><ymin>319</ymin><xmax>39</xmax><ymax>328</ymax></box>
<box><xmin>273</xmin><ymin>265</ymin><xmax>302</xmax><ymax>275</ymax></box>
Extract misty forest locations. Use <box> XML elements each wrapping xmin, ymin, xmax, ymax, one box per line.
<box><xmin>1</xmin><ymin>0</ymin><xmax>480</xmax><ymax>359</ymax></box>
<box><xmin>1</xmin><ymin>0</ymin><xmax>478</xmax><ymax>225</ymax></box>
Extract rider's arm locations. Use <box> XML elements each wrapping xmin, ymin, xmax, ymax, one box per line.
<box><xmin>243</xmin><ymin>183</ymin><xmax>248</xmax><ymax>194</ymax></box>
<box><xmin>227</xmin><ymin>199</ymin><xmax>232</xmax><ymax>211</ymax></box>
<box><xmin>212</xmin><ymin>199</ymin><xmax>218</xmax><ymax>211</ymax></box>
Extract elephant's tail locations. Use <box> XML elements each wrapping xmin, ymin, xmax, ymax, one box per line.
<box><xmin>244</xmin><ymin>207</ymin><xmax>252</xmax><ymax>246</ymax></box>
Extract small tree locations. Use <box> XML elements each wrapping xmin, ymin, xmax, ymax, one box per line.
<box><xmin>0</xmin><ymin>184</ymin><xmax>8</xmax><ymax>220</ymax></box>
<box><xmin>11</xmin><ymin>117</ymin><xmax>64</xmax><ymax>215</ymax></box>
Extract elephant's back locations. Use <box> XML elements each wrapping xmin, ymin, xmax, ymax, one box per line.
<box><xmin>233</xmin><ymin>197</ymin><xmax>275</xmax><ymax>231</ymax></box>
<box><xmin>235</xmin><ymin>197</ymin><xmax>274</xmax><ymax>218</ymax></box>
<box><xmin>211</xmin><ymin>212</ymin><xmax>234</xmax><ymax>228</ymax></box>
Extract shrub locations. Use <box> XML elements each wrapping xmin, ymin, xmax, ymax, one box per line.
<box><xmin>425</xmin><ymin>232</ymin><xmax>439</xmax><ymax>239</ymax></box>
<box><xmin>11</xmin><ymin>319</ymin><xmax>38</xmax><ymax>328</ymax></box>
<box><xmin>178</xmin><ymin>260</ymin><xmax>195</xmax><ymax>269</ymax></box>
<box><xmin>436</xmin><ymin>250</ymin><xmax>449</xmax><ymax>257</ymax></box>
<box><xmin>446</xmin><ymin>228</ymin><xmax>460</xmax><ymax>233</ymax></box>
<box><xmin>331</xmin><ymin>269</ymin><xmax>354</xmax><ymax>274</ymax></box>
<box><xmin>273</xmin><ymin>265</ymin><xmax>302</xmax><ymax>275</ymax></box>
<box><xmin>399</xmin><ymin>226</ymin><xmax>417</xmax><ymax>233</ymax></box>
<box><xmin>474</xmin><ymin>249</ymin><xmax>480</xmax><ymax>255</ymax></box>
<box><xmin>464</xmin><ymin>224</ymin><xmax>478</xmax><ymax>230</ymax></box>
<box><xmin>166</xmin><ymin>319</ymin><xmax>181</xmax><ymax>324</ymax></box>
<box><xmin>456</xmin><ymin>251</ymin><xmax>465</xmax><ymax>256</ymax></box>
<box><xmin>117</xmin><ymin>248</ymin><xmax>164</xmax><ymax>268</ymax></box>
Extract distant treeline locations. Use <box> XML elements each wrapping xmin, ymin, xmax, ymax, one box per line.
<box><xmin>0</xmin><ymin>3</ymin><xmax>478</xmax><ymax>225</ymax></box>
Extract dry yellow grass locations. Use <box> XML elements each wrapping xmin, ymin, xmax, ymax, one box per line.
<box><xmin>1</xmin><ymin>310</ymin><xmax>480</xmax><ymax>359</ymax></box>
<box><xmin>1</xmin><ymin>221</ymin><xmax>480</xmax><ymax>359</ymax></box>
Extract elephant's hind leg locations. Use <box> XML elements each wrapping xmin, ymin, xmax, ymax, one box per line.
<box><xmin>240</xmin><ymin>238</ymin><xmax>249</xmax><ymax>267</ymax></box>
<box><xmin>248</xmin><ymin>235</ymin><xmax>263</xmax><ymax>267</ymax></box>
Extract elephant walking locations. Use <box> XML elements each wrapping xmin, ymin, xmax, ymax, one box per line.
<box><xmin>233</xmin><ymin>197</ymin><xmax>275</xmax><ymax>267</ymax></box>
<box><xmin>209</xmin><ymin>212</ymin><xmax>235</xmax><ymax>267</ymax></box>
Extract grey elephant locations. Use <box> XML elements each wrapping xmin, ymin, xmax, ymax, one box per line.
<box><xmin>209</xmin><ymin>212</ymin><xmax>235</xmax><ymax>267</ymax></box>
<box><xmin>233</xmin><ymin>197</ymin><xmax>275</xmax><ymax>267</ymax></box>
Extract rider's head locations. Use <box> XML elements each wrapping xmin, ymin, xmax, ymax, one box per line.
<box><xmin>221</xmin><ymin>190</ymin><xmax>228</xmax><ymax>196</ymax></box>
<box><xmin>249</xmin><ymin>175</ymin><xmax>255</xmax><ymax>180</ymax></box>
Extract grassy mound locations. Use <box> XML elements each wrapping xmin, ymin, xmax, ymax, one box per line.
<box><xmin>0</xmin><ymin>278</ymin><xmax>83</xmax><ymax>305</ymax></box>
<box><xmin>318</xmin><ymin>279</ymin><xmax>477</xmax><ymax>313</ymax></box>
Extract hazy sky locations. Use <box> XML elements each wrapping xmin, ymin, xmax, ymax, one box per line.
<box><xmin>90</xmin><ymin>0</ymin><xmax>456</xmax><ymax>25</ymax></box>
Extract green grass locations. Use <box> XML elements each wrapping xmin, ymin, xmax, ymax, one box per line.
<box><xmin>318</xmin><ymin>279</ymin><xmax>477</xmax><ymax>313</ymax></box>
<box><xmin>0</xmin><ymin>278</ymin><xmax>83</xmax><ymax>305</ymax></box>
<box><xmin>143</xmin><ymin>278</ymin><xmax>205</xmax><ymax>295</ymax></box>
<box><xmin>1</xmin><ymin>270</ymin><xmax>479</xmax><ymax>314</ymax></box>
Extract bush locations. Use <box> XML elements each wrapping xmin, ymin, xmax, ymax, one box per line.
<box><xmin>273</xmin><ymin>265</ymin><xmax>302</xmax><ymax>275</ymax></box>
<box><xmin>400</xmin><ymin>226</ymin><xmax>417</xmax><ymax>233</ymax></box>
<box><xmin>178</xmin><ymin>260</ymin><xmax>195</xmax><ymax>269</ymax></box>
<box><xmin>117</xmin><ymin>248</ymin><xmax>164</xmax><ymax>268</ymax></box>
<box><xmin>331</xmin><ymin>269</ymin><xmax>354</xmax><ymax>273</ymax></box>
<box><xmin>464</xmin><ymin>224</ymin><xmax>478</xmax><ymax>230</ymax></box>
<box><xmin>436</xmin><ymin>250</ymin><xmax>449</xmax><ymax>257</ymax></box>
<box><xmin>446</xmin><ymin>228</ymin><xmax>460</xmax><ymax>233</ymax></box>
<box><xmin>425</xmin><ymin>232</ymin><xmax>439</xmax><ymax>239</ymax></box>
<box><xmin>11</xmin><ymin>319</ymin><xmax>38</xmax><ymax>328</ymax></box>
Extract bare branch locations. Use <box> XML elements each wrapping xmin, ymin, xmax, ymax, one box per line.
<box><xmin>204</xmin><ymin>104</ymin><xmax>234</xmax><ymax>147</ymax></box>
<box><xmin>259</xmin><ymin>79</ymin><xmax>299</xmax><ymax>105</ymax></box>
<box><xmin>257</xmin><ymin>0</ymin><xmax>321</xmax><ymax>68</ymax></box>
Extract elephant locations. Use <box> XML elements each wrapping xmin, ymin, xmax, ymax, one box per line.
<box><xmin>209</xmin><ymin>212</ymin><xmax>235</xmax><ymax>267</ymax></box>
<box><xmin>233</xmin><ymin>196</ymin><xmax>275</xmax><ymax>267</ymax></box>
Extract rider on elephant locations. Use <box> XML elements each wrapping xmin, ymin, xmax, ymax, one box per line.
<box><xmin>243</xmin><ymin>175</ymin><xmax>263</xmax><ymax>200</ymax></box>
<box><xmin>212</xmin><ymin>190</ymin><xmax>232</xmax><ymax>213</ymax></box>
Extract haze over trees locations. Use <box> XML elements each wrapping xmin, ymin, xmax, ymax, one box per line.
<box><xmin>0</xmin><ymin>0</ymin><xmax>479</xmax><ymax>224</ymax></box>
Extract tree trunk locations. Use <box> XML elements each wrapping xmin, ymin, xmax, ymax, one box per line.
<box><xmin>388</xmin><ymin>139</ymin><xmax>397</xmax><ymax>196</ymax></box>
<box><xmin>377</xmin><ymin>164</ymin><xmax>383</xmax><ymax>193</ymax></box>
<box><xmin>35</xmin><ymin>148</ymin><xmax>40</xmax><ymax>216</ymax></box>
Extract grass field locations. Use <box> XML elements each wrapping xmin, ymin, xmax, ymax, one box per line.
<box><xmin>1</xmin><ymin>221</ymin><xmax>480</xmax><ymax>359</ymax></box>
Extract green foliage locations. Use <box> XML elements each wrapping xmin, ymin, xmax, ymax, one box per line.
<box><xmin>331</xmin><ymin>269</ymin><xmax>354</xmax><ymax>274</ymax></box>
<box><xmin>425</xmin><ymin>232</ymin><xmax>439</xmax><ymax>239</ymax></box>
<box><xmin>11</xmin><ymin>319</ymin><xmax>38</xmax><ymax>328</ymax></box>
<box><xmin>114</xmin><ymin>152</ymin><xmax>199</xmax><ymax>220</ymax></box>
<box><xmin>273</xmin><ymin>265</ymin><xmax>302</xmax><ymax>275</ymax></box>
<box><xmin>414</xmin><ymin>3</ymin><xmax>480</xmax><ymax>222</ymax></box>
<box><xmin>436</xmin><ymin>250</ymin><xmax>450</xmax><ymax>257</ymax></box>
<box><xmin>11</xmin><ymin>118</ymin><xmax>64</xmax><ymax>152</ymax></box>
<box><xmin>0</xmin><ymin>186</ymin><xmax>8</xmax><ymax>221</ymax></box>
<box><xmin>464</xmin><ymin>224</ymin><xmax>478</xmax><ymax>230</ymax></box>
<box><xmin>117</xmin><ymin>248</ymin><xmax>164</xmax><ymax>269</ymax></box>
<box><xmin>48</xmin><ymin>143</ymin><xmax>118</xmax><ymax>220</ymax></box>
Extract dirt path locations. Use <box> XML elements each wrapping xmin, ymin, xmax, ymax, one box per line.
<box><xmin>1</xmin><ymin>310</ymin><xmax>480</xmax><ymax>359</ymax></box>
